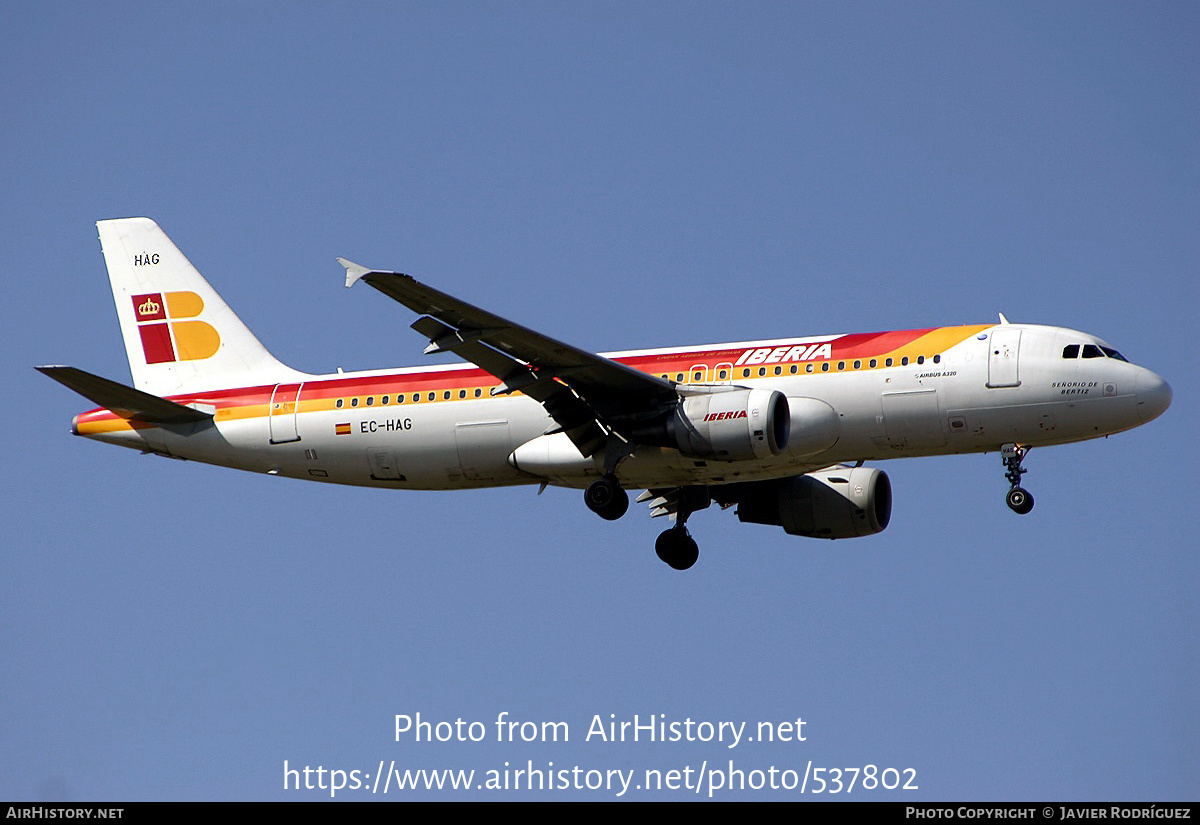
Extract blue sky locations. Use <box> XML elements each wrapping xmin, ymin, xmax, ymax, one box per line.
<box><xmin>3</xmin><ymin>2</ymin><xmax>1196</xmax><ymax>800</ymax></box>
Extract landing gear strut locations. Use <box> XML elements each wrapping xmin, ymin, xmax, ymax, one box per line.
<box><xmin>1001</xmin><ymin>443</ymin><xmax>1034</xmax><ymax>515</ymax></box>
<box><xmin>584</xmin><ymin>475</ymin><xmax>628</xmax><ymax>521</ymax></box>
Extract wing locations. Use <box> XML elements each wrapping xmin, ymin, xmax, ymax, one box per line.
<box><xmin>341</xmin><ymin>261</ymin><xmax>677</xmax><ymax>458</ymax></box>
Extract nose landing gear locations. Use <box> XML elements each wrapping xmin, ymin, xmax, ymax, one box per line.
<box><xmin>1001</xmin><ymin>443</ymin><xmax>1034</xmax><ymax>515</ymax></box>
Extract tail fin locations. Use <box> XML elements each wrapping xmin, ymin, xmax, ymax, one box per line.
<box><xmin>97</xmin><ymin>218</ymin><xmax>305</xmax><ymax>395</ymax></box>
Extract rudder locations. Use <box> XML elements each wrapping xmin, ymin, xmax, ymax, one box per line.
<box><xmin>97</xmin><ymin>218</ymin><xmax>305</xmax><ymax>396</ymax></box>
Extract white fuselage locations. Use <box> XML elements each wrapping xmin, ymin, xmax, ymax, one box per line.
<box><xmin>76</xmin><ymin>322</ymin><xmax>1171</xmax><ymax>493</ymax></box>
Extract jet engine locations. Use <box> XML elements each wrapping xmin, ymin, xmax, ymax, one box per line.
<box><xmin>666</xmin><ymin>388</ymin><xmax>789</xmax><ymax>461</ymax></box>
<box><xmin>733</xmin><ymin>466</ymin><xmax>892</xmax><ymax>539</ymax></box>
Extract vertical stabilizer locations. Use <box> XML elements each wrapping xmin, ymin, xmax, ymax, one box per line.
<box><xmin>97</xmin><ymin>218</ymin><xmax>305</xmax><ymax>396</ymax></box>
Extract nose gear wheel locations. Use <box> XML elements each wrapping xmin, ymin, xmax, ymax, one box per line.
<box><xmin>1001</xmin><ymin>444</ymin><xmax>1035</xmax><ymax>515</ymax></box>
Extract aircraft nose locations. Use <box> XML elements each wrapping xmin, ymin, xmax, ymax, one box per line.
<box><xmin>1136</xmin><ymin>369</ymin><xmax>1172</xmax><ymax>424</ymax></box>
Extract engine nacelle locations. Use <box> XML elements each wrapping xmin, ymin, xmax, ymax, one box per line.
<box><xmin>784</xmin><ymin>396</ymin><xmax>841</xmax><ymax>457</ymax></box>
<box><xmin>736</xmin><ymin>466</ymin><xmax>892</xmax><ymax>539</ymax></box>
<box><xmin>669</xmin><ymin>388</ymin><xmax>789</xmax><ymax>461</ymax></box>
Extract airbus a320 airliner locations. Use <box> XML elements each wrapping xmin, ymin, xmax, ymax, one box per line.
<box><xmin>41</xmin><ymin>219</ymin><xmax>1172</xmax><ymax>569</ymax></box>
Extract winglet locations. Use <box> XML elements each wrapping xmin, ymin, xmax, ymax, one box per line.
<box><xmin>338</xmin><ymin>258</ymin><xmax>374</xmax><ymax>289</ymax></box>
<box><xmin>997</xmin><ymin>312</ymin><xmax>1010</xmax><ymax>324</ymax></box>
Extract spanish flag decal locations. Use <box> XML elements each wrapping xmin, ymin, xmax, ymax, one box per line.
<box><xmin>335</xmin><ymin>423</ymin><xmax>352</xmax><ymax>435</ymax></box>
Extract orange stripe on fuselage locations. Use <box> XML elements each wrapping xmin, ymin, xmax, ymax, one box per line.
<box><xmin>71</xmin><ymin>325</ymin><xmax>991</xmax><ymax>428</ymax></box>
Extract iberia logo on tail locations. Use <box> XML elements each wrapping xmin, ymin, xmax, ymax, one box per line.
<box><xmin>131</xmin><ymin>291</ymin><xmax>220</xmax><ymax>364</ymax></box>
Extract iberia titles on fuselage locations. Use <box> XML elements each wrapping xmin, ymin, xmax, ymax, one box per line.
<box><xmin>40</xmin><ymin>218</ymin><xmax>1171</xmax><ymax>570</ymax></box>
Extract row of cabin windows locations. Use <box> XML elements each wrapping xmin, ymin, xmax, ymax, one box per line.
<box><xmin>659</xmin><ymin>353</ymin><xmax>942</xmax><ymax>382</ymax></box>
<box><xmin>334</xmin><ymin>353</ymin><xmax>949</xmax><ymax>407</ymax></box>
<box><xmin>335</xmin><ymin>387</ymin><xmax>486</xmax><ymax>408</ymax></box>
<box><xmin>1062</xmin><ymin>344</ymin><xmax>1127</xmax><ymax>362</ymax></box>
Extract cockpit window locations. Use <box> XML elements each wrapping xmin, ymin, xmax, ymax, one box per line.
<box><xmin>1065</xmin><ymin>342</ymin><xmax>1127</xmax><ymax>361</ymax></box>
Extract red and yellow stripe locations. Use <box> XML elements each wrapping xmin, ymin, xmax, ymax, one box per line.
<box><xmin>72</xmin><ymin>324</ymin><xmax>991</xmax><ymax>435</ymax></box>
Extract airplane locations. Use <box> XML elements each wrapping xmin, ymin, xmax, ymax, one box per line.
<box><xmin>40</xmin><ymin>218</ymin><xmax>1172</xmax><ymax>570</ymax></box>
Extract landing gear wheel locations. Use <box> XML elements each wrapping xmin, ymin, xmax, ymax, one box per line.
<box><xmin>1005</xmin><ymin>487</ymin><xmax>1034</xmax><ymax>515</ymax></box>
<box><xmin>584</xmin><ymin>476</ymin><xmax>629</xmax><ymax>521</ymax></box>
<box><xmin>655</xmin><ymin>528</ymin><xmax>699</xmax><ymax>570</ymax></box>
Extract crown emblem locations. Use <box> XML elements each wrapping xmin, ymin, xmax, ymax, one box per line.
<box><xmin>138</xmin><ymin>297</ymin><xmax>161</xmax><ymax>316</ymax></box>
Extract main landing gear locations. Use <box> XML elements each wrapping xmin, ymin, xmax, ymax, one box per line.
<box><xmin>655</xmin><ymin>526</ymin><xmax>699</xmax><ymax>571</ymax></box>
<box><xmin>1001</xmin><ymin>443</ymin><xmax>1035</xmax><ymax>515</ymax></box>
<box><xmin>583</xmin><ymin>474</ymin><xmax>706</xmax><ymax>570</ymax></box>
<box><xmin>583</xmin><ymin>437</ymin><xmax>634</xmax><ymax>521</ymax></box>
<box><xmin>584</xmin><ymin>475</ymin><xmax>629</xmax><ymax>521</ymax></box>
<box><xmin>653</xmin><ymin>487</ymin><xmax>708</xmax><ymax>570</ymax></box>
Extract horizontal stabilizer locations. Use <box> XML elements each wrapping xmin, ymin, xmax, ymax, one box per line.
<box><xmin>37</xmin><ymin>366</ymin><xmax>213</xmax><ymax>424</ymax></box>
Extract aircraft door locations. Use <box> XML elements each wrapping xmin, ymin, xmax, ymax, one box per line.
<box><xmin>268</xmin><ymin>382</ymin><xmax>303</xmax><ymax>444</ymax></box>
<box><xmin>986</xmin><ymin>328</ymin><xmax>1022</xmax><ymax>388</ymax></box>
